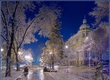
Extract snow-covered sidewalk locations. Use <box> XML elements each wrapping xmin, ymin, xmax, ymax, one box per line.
<box><xmin>44</xmin><ymin>66</ymin><xmax>83</xmax><ymax>80</ymax></box>
<box><xmin>2</xmin><ymin>69</ymin><xmax>23</xmax><ymax>80</ymax></box>
<box><xmin>45</xmin><ymin>66</ymin><xmax>109</xmax><ymax>80</ymax></box>
<box><xmin>47</xmin><ymin>71</ymin><xmax>80</xmax><ymax>80</ymax></box>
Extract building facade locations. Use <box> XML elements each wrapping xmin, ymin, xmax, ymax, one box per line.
<box><xmin>64</xmin><ymin>17</ymin><xmax>91</xmax><ymax>66</ymax></box>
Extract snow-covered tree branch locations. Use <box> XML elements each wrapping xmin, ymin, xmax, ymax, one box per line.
<box><xmin>1</xmin><ymin>1</ymin><xmax>61</xmax><ymax>77</ymax></box>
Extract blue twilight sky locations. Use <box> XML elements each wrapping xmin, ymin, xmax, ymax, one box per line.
<box><xmin>24</xmin><ymin>1</ymin><xmax>96</xmax><ymax>64</ymax></box>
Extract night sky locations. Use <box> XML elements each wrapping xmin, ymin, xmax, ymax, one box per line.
<box><xmin>24</xmin><ymin>1</ymin><xmax>96</xmax><ymax>65</ymax></box>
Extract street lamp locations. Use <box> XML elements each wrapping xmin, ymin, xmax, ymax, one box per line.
<box><xmin>89</xmin><ymin>49</ymin><xmax>91</xmax><ymax>67</ymax></box>
<box><xmin>87</xmin><ymin>47</ymin><xmax>91</xmax><ymax>67</ymax></box>
<box><xmin>0</xmin><ymin>48</ymin><xmax>3</xmax><ymax>79</ymax></box>
<box><xmin>50</xmin><ymin>52</ymin><xmax>54</xmax><ymax>70</ymax></box>
<box><xmin>0</xmin><ymin>48</ymin><xmax>3</xmax><ymax>71</ymax></box>
<box><xmin>86</xmin><ymin>37</ymin><xmax>92</xmax><ymax>67</ymax></box>
<box><xmin>65</xmin><ymin>45</ymin><xmax>70</xmax><ymax>72</ymax></box>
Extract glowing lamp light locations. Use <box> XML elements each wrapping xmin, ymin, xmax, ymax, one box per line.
<box><xmin>18</xmin><ymin>51</ymin><xmax>22</xmax><ymax>55</ymax></box>
<box><xmin>50</xmin><ymin>52</ymin><xmax>52</xmax><ymax>54</ymax></box>
<box><xmin>1</xmin><ymin>48</ymin><xmax>4</xmax><ymax>52</ymax></box>
<box><xmin>65</xmin><ymin>45</ymin><xmax>68</xmax><ymax>49</ymax></box>
<box><xmin>86</xmin><ymin>37</ymin><xmax>89</xmax><ymax>40</ymax></box>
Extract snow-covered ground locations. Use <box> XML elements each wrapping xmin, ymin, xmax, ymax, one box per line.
<box><xmin>2</xmin><ymin>69</ymin><xmax>39</xmax><ymax>80</ymax></box>
<box><xmin>45</xmin><ymin>66</ymin><xmax>109</xmax><ymax>80</ymax></box>
<box><xmin>2</xmin><ymin>66</ymin><xmax>109</xmax><ymax>80</ymax></box>
<box><xmin>2</xmin><ymin>69</ymin><xmax>23</xmax><ymax>80</ymax></box>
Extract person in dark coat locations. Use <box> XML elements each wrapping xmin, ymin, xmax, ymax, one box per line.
<box><xmin>24</xmin><ymin>66</ymin><xmax>28</xmax><ymax>77</ymax></box>
<box><xmin>44</xmin><ymin>67</ymin><xmax>47</xmax><ymax>72</ymax></box>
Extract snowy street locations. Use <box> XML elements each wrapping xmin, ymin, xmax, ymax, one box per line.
<box><xmin>1</xmin><ymin>1</ymin><xmax>109</xmax><ymax>80</ymax></box>
<box><xmin>2</xmin><ymin>66</ymin><xmax>109</xmax><ymax>80</ymax></box>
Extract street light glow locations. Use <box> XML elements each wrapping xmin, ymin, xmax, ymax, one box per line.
<box><xmin>85</xmin><ymin>37</ymin><xmax>88</xmax><ymax>40</ymax></box>
<box><xmin>1</xmin><ymin>48</ymin><xmax>4</xmax><ymax>52</ymax></box>
<box><xmin>50</xmin><ymin>52</ymin><xmax>52</xmax><ymax>54</ymax></box>
<box><xmin>65</xmin><ymin>45</ymin><xmax>68</xmax><ymax>49</ymax></box>
<box><xmin>18</xmin><ymin>51</ymin><xmax>22</xmax><ymax>55</ymax></box>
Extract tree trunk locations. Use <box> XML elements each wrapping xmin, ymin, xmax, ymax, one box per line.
<box><xmin>5</xmin><ymin>18</ymin><xmax>15</xmax><ymax>77</ymax></box>
<box><xmin>52</xmin><ymin>61</ymin><xmax>54</xmax><ymax>70</ymax></box>
<box><xmin>15</xmin><ymin>52</ymin><xmax>20</xmax><ymax>71</ymax></box>
<box><xmin>5</xmin><ymin>1</ymin><xmax>19</xmax><ymax>77</ymax></box>
<box><xmin>52</xmin><ymin>54</ymin><xmax>54</xmax><ymax>70</ymax></box>
<box><xmin>5</xmin><ymin>55</ymin><xmax>11</xmax><ymax>77</ymax></box>
<box><xmin>5</xmin><ymin>44</ymin><xmax>13</xmax><ymax>77</ymax></box>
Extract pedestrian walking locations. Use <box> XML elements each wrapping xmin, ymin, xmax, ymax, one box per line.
<box><xmin>24</xmin><ymin>66</ymin><xmax>28</xmax><ymax>77</ymax></box>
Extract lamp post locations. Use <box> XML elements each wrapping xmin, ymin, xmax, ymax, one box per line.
<box><xmin>0</xmin><ymin>48</ymin><xmax>3</xmax><ymax>77</ymax></box>
<box><xmin>50</xmin><ymin>52</ymin><xmax>54</xmax><ymax>70</ymax></box>
<box><xmin>86</xmin><ymin>37</ymin><xmax>92</xmax><ymax>67</ymax></box>
<box><xmin>65</xmin><ymin>45</ymin><xmax>70</xmax><ymax>71</ymax></box>
<box><xmin>50</xmin><ymin>52</ymin><xmax>52</xmax><ymax>70</ymax></box>
<box><xmin>89</xmin><ymin>49</ymin><xmax>91</xmax><ymax>67</ymax></box>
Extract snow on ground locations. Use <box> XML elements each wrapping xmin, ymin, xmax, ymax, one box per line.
<box><xmin>46</xmin><ymin>71</ymin><xmax>80</xmax><ymax>80</ymax></box>
<box><xmin>46</xmin><ymin>66</ymin><xmax>109</xmax><ymax>80</ymax></box>
<box><xmin>45</xmin><ymin>68</ymin><xmax>87</xmax><ymax>80</ymax></box>
<box><xmin>60</xmin><ymin>66</ymin><xmax>95</xmax><ymax>73</ymax></box>
<box><xmin>2</xmin><ymin>69</ymin><xmax>39</xmax><ymax>80</ymax></box>
<box><xmin>2</xmin><ymin>66</ymin><xmax>109</xmax><ymax>80</ymax></box>
<box><xmin>2</xmin><ymin>69</ymin><xmax>23</xmax><ymax>80</ymax></box>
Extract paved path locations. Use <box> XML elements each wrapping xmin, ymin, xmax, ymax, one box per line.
<box><xmin>44</xmin><ymin>73</ymin><xmax>56</xmax><ymax>80</ymax></box>
<box><xmin>2</xmin><ymin>66</ymin><xmax>109</xmax><ymax>80</ymax></box>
